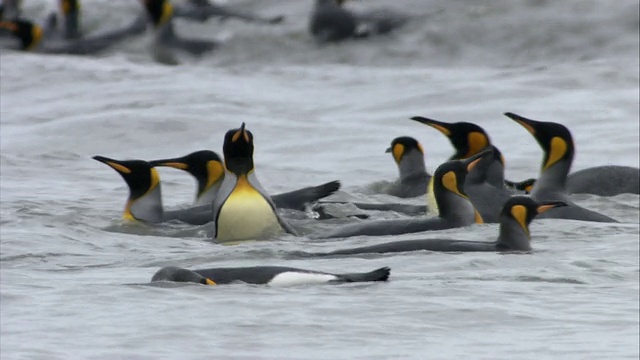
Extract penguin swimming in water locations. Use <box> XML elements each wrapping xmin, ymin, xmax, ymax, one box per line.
<box><xmin>507</xmin><ymin>167</ymin><xmax>639</xmax><ymax>196</ymax></box>
<box><xmin>384</xmin><ymin>136</ymin><xmax>431</xmax><ymax>198</ymax></box>
<box><xmin>149</xmin><ymin>150</ymin><xmax>340</xmax><ymax>210</ymax></box>
<box><xmin>92</xmin><ymin>156</ymin><xmax>212</xmax><ymax>224</ymax></box>
<box><xmin>0</xmin><ymin>9</ymin><xmax>145</xmax><ymax>54</ymax></box>
<box><xmin>410</xmin><ymin>116</ymin><xmax>512</xmax><ymax>223</ymax></box>
<box><xmin>307</xmin><ymin>197</ymin><xmax>566</xmax><ymax>255</ymax></box>
<box><xmin>211</xmin><ymin>123</ymin><xmax>298</xmax><ymax>243</ymax></box>
<box><xmin>309</xmin><ymin>0</ymin><xmax>408</xmax><ymax>43</ymax></box>
<box><xmin>151</xmin><ymin>264</ymin><xmax>390</xmax><ymax>286</ymax></box>
<box><xmin>505</xmin><ymin>112</ymin><xmax>619</xmax><ymax>222</ymax></box>
<box><xmin>312</xmin><ymin>151</ymin><xmax>489</xmax><ymax>239</ymax></box>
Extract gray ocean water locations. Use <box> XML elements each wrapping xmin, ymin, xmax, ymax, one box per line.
<box><xmin>1</xmin><ymin>0</ymin><xmax>639</xmax><ymax>359</ymax></box>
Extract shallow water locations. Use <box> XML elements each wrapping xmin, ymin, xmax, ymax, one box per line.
<box><xmin>1</xmin><ymin>1</ymin><xmax>639</xmax><ymax>359</ymax></box>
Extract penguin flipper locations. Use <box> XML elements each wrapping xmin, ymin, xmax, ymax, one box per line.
<box><xmin>271</xmin><ymin>180</ymin><xmax>341</xmax><ymax>211</ymax></box>
<box><xmin>164</xmin><ymin>205</ymin><xmax>212</xmax><ymax>225</ymax></box>
<box><xmin>335</xmin><ymin>267</ymin><xmax>391</xmax><ymax>283</ymax></box>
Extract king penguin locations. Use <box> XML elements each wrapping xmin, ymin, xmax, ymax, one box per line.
<box><xmin>150</xmin><ymin>150</ymin><xmax>341</xmax><ymax>209</ymax></box>
<box><xmin>312</xmin><ymin>151</ymin><xmax>489</xmax><ymax>239</ymax></box>
<box><xmin>93</xmin><ymin>156</ymin><xmax>212</xmax><ymax>224</ymax></box>
<box><xmin>308</xmin><ymin>196</ymin><xmax>566</xmax><ymax>255</ymax></box>
<box><xmin>142</xmin><ymin>0</ymin><xmax>217</xmax><ymax>61</ymax></box>
<box><xmin>211</xmin><ymin>123</ymin><xmax>298</xmax><ymax>243</ymax></box>
<box><xmin>384</xmin><ymin>136</ymin><xmax>431</xmax><ymax>198</ymax></box>
<box><xmin>151</xmin><ymin>264</ymin><xmax>390</xmax><ymax>286</ymax></box>
<box><xmin>505</xmin><ymin>112</ymin><xmax>618</xmax><ymax>222</ymax></box>
<box><xmin>410</xmin><ymin>116</ymin><xmax>512</xmax><ymax>222</ymax></box>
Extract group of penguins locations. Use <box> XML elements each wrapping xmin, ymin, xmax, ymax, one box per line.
<box><xmin>0</xmin><ymin>0</ymin><xmax>409</xmax><ymax>60</ymax></box>
<box><xmin>93</xmin><ymin>112</ymin><xmax>640</xmax><ymax>287</ymax></box>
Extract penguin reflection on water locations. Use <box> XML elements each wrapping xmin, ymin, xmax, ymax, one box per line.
<box><xmin>410</xmin><ymin>116</ymin><xmax>512</xmax><ymax>223</ymax></box>
<box><xmin>151</xmin><ymin>265</ymin><xmax>390</xmax><ymax>286</ymax></box>
<box><xmin>308</xmin><ymin>197</ymin><xmax>566</xmax><ymax>256</ymax></box>
<box><xmin>505</xmin><ymin>112</ymin><xmax>618</xmax><ymax>223</ymax></box>
<box><xmin>150</xmin><ymin>150</ymin><xmax>341</xmax><ymax>210</ymax></box>
<box><xmin>312</xmin><ymin>151</ymin><xmax>489</xmax><ymax>239</ymax></box>
<box><xmin>211</xmin><ymin>123</ymin><xmax>298</xmax><ymax>243</ymax></box>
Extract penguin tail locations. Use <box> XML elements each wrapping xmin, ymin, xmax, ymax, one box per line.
<box><xmin>337</xmin><ymin>267</ymin><xmax>390</xmax><ymax>283</ymax></box>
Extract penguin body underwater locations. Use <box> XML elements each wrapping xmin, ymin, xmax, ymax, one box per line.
<box><xmin>308</xmin><ymin>197</ymin><xmax>566</xmax><ymax>255</ymax></box>
<box><xmin>149</xmin><ymin>150</ymin><xmax>341</xmax><ymax>210</ymax></box>
<box><xmin>410</xmin><ymin>116</ymin><xmax>512</xmax><ymax>223</ymax></box>
<box><xmin>151</xmin><ymin>265</ymin><xmax>390</xmax><ymax>286</ymax></box>
<box><xmin>92</xmin><ymin>156</ymin><xmax>211</xmax><ymax>224</ymax></box>
<box><xmin>211</xmin><ymin>123</ymin><xmax>297</xmax><ymax>243</ymax></box>
<box><xmin>505</xmin><ymin>112</ymin><xmax>618</xmax><ymax>222</ymax></box>
<box><xmin>312</xmin><ymin>151</ymin><xmax>489</xmax><ymax>239</ymax></box>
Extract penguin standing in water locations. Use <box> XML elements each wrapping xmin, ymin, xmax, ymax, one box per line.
<box><xmin>307</xmin><ymin>197</ymin><xmax>566</xmax><ymax>256</ymax></box>
<box><xmin>505</xmin><ymin>112</ymin><xmax>618</xmax><ymax>222</ymax></box>
<box><xmin>92</xmin><ymin>156</ymin><xmax>212</xmax><ymax>224</ymax></box>
<box><xmin>312</xmin><ymin>151</ymin><xmax>489</xmax><ymax>239</ymax></box>
<box><xmin>149</xmin><ymin>150</ymin><xmax>341</xmax><ymax>210</ymax></box>
<box><xmin>410</xmin><ymin>116</ymin><xmax>512</xmax><ymax>223</ymax></box>
<box><xmin>384</xmin><ymin>136</ymin><xmax>431</xmax><ymax>198</ymax></box>
<box><xmin>141</xmin><ymin>0</ymin><xmax>217</xmax><ymax>63</ymax></box>
<box><xmin>211</xmin><ymin>123</ymin><xmax>298</xmax><ymax>243</ymax></box>
<box><xmin>151</xmin><ymin>265</ymin><xmax>390</xmax><ymax>286</ymax></box>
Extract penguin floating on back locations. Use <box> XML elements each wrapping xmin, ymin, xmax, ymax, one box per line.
<box><xmin>211</xmin><ymin>123</ymin><xmax>298</xmax><ymax>243</ymax></box>
<box><xmin>151</xmin><ymin>264</ymin><xmax>390</xmax><ymax>286</ymax></box>
<box><xmin>150</xmin><ymin>150</ymin><xmax>341</xmax><ymax>210</ymax></box>
<box><xmin>306</xmin><ymin>196</ymin><xmax>566</xmax><ymax>256</ymax></box>
<box><xmin>505</xmin><ymin>112</ymin><xmax>619</xmax><ymax>222</ymax></box>
<box><xmin>312</xmin><ymin>150</ymin><xmax>489</xmax><ymax>239</ymax></box>
<box><xmin>410</xmin><ymin>116</ymin><xmax>512</xmax><ymax>223</ymax></box>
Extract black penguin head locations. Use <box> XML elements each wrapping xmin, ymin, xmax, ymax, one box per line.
<box><xmin>385</xmin><ymin>136</ymin><xmax>424</xmax><ymax>164</ymax></box>
<box><xmin>500</xmin><ymin>196</ymin><xmax>567</xmax><ymax>239</ymax></box>
<box><xmin>223</xmin><ymin>123</ymin><xmax>255</xmax><ymax>175</ymax></box>
<box><xmin>0</xmin><ymin>19</ymin><xmax>43</xmax><ymax>50</ymax></box>
<box><xmin>505</xmin><ymin>178</ymin><xmax>537</xmax><ymax>194</ymax></box>
<box><xmin>151</xmin><ymin>266</ymin><xmax>216</xmax><ymax>285</ymax></box>
<box><xmin>93</xmin><ymin>155</ymin><xmax>159</xmax><ymax>202</ymax></box>
<box><xmin>142</xmin><ymin>0</ymin><xmax>173</xmax><ymax>27</ymax></box>
<box><xmin>504</xmin><ymin>112</ymin><xmax>575</xmax><ymax>171</ymax></box>
<box><xmin>150</xmin><ymin>150</ymin><xmax>224</xmax><ymax>195</ymax></box>
<box><xmin>411</xmin><ymin>116</ymin><xmax>491</xmax><ymax>160</ymax></box>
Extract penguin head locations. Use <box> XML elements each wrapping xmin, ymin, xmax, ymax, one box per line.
<box><xmin>151</xmin><ymin>266</ymin><xmax>216</xmax><ymax>285</ymax></box>
<box><xmin>385</xmin><ymin>136</ymin><xmax>424</xmax><ymax>164</ymax></box>
<box><xmin>150</xmin><ymin>150</ymin><xmax>225</xmax><ymax>200</ymax></box>
<box><xmin>497</xmin><ymin>196</ymin><xmax>567</xmax><ymax>251</ymax></box>
<box><xmin>432</xmin><ymin>150</ymin><xmax>490</xmax><ymax>223</ymax></box>
<box><xmin>223</xmin><ymin>123</ymin><xmax>255</xmax><ymax>176</ymax></box>
<box><xmin>411</xmin><ymin>116</ymin><xmax>491</xmax><ymax>160</ymax></box>
<box><xmin>465</xmin><ymin>145</ymin><xmax>506</xmax><ymax>186</ymax></box>
<box><xmin>505</xmin><ymin>112</ymin><xmax>575</xmax><ymax>171</ymax></box>
<box><xmin>505</xmin><ymin>178</ymin><xmax>537</xmax><ymax>194</ymax></box>
<box><xmin>60</xmin><ymin>0</ymin><xmax>80</xmax><ymax>15</ymax></box>
<box><xmin>93</xmin><ymin>156</ymin><xmax>163</xmax><ymax>223</ymax></box>
<box><xmin>0</xmin><ymin>19</ymin><xmax>43</xmax><ymax>50</ymax></box>
<box><xmin>142</xmin><ymin>0</ymin><xmax>173</xmax><ymax>27</ymax></box>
